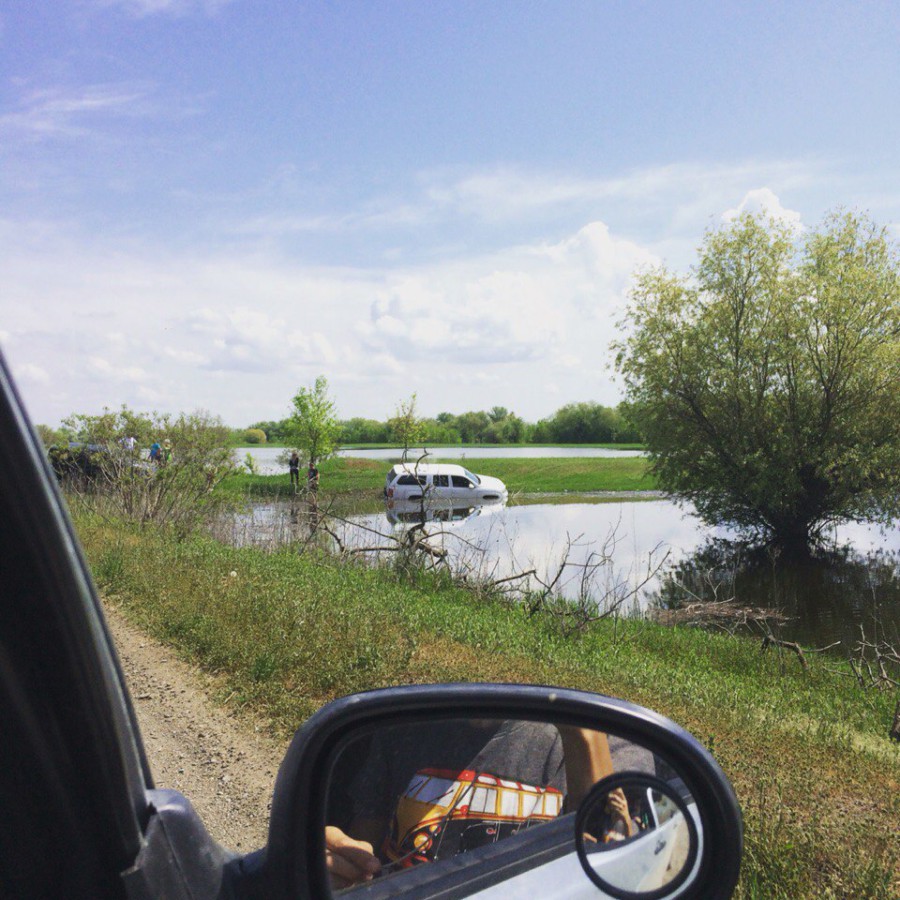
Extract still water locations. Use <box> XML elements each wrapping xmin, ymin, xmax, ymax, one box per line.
<box><xmin>225</xmin><ymin>496</ymin><xmax>900</xmax><ymax>650</ymax></box>
<box><xmin>234</xmin><ymin>445</ymin><xmax>643</xmax><ymax>474</ymax></box>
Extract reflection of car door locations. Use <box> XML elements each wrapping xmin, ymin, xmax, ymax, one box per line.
<box><xmin>449</xmin><ymin>474</ymin><xmax>476</xmax><ymax>501</ymax></box>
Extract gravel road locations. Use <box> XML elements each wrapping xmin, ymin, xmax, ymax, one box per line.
<box><xmin>105</xmin><ymin>604</ymin><xmax>289</xmax><ymax>853</ymax></box>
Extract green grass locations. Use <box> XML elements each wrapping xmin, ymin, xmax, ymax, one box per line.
<box><xmin>442</xmin><ymin>457</ymin><xmax>655</xmax><ymax>493</ymax></box>
<box><xmin>222</xmin><ymin>456</ymin><xmax>656</xmax><ymax>498</ymax></box>
<box><xmin>76</xmin><ymin>513</ymin><xmax>899</xmax><ymax>899</ymax></box>
<box><xmin>335</xmin><ymin>442</ymin><xmax>647</xmax><ymax>450</ymax></box>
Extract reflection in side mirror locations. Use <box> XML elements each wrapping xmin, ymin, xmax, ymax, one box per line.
<box><xmin>321</xmin><ymin>717</ymin><xmax>672</xmax><ymax>896</ymax></box>
<box><xmin>576</xmin><ymin>773</ymin><xmax>699</xmax><ymax>898</ymax></box>
<box><xmin>267</xmin><ymin>684</ymin><xmax>742</xmax><ymax>899</ymax></box>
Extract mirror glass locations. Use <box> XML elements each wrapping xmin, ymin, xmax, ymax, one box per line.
<box><xmin>320</xmin><ymin>717</ymin><xmax>698</xmax><ymax>897</ymax></box>
<box><xmin>577</xmin><ymin>773</ymin><xmax>699</xmax><ymax>897</ymax></box>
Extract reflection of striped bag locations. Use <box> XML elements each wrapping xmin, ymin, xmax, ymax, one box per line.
<box><xmin>386</xmin><ymin>767</ymin><xmax>563</xmax><ymax>867</ymax></box>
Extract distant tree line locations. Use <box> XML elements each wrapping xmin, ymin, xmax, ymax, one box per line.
<box><xmin>248</xmin><ymin>401</ymin><xmax>641</xmax><ymax>446</ymax></box>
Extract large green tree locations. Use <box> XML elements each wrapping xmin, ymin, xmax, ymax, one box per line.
<box><xmin>615</xmin><ymin>211</ymin><xmax>900</xmax><ymax>549</ymax></box>
<box><xmin>287</xmin><ymin>375</ymin><xmax>340</xmax><ymax>466</ymax></box>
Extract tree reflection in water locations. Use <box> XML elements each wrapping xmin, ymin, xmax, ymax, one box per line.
<box><xmin>650</xmin><ymin>539</ymin><xmax>900</xmax><ymax>649</ymax></box>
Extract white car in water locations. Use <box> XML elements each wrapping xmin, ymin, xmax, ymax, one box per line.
<box><xmin>384</xmin><ymin>462</ymin><xmax>508</xmax><ymax>504</ymax></box>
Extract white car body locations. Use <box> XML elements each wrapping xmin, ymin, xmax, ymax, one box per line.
<box><xmin>468</xmin><ymin>795</ymin><xmax>701</xmax><ymax>900</ymax></box>
<box><xmin>384</xmin><ymin>462</ymin><xmax>508</xmax><ymax>504</ymax></box>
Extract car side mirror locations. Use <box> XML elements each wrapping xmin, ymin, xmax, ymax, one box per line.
<box><xmin>264</xmin><ymin>684</ymin><xmax>742</xmax><ymax>899</ymax></box>
<box><xmin>576</xmin><ymin>772</ymin><xmax>700</xmax><ymax>897</ymax></box>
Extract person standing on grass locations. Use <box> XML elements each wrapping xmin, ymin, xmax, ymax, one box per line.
<box><xmin>307</xmin><ymin>459</ymin><xmax>319</xmax><ymax>493</ymax></box>
<box><xmin>289</xmin><ymin>451</ymin><xmax>300</xmax><ymax>489</ymax></box>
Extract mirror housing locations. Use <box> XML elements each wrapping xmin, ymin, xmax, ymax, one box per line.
<box><xmin>265</xmin><ymin>684</ymin><xmax>742</xmax><ymax>899</ymax></box>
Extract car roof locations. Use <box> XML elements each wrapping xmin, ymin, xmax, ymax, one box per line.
<box><xmin>388</xmin><ymin>462</ymin><xmax>472</xmax><ymax>476</ymax></box>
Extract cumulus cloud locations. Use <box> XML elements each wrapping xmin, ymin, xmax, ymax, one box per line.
<box><xmin>722</xmin><ymin>188</ymin><xmax>803</xmax><ymax>229</ymax></box>
<box><xmin>361</xmin><ymin>272</ymin><xmax>556</xmax><ymax>366</ymax></box>
<box><xmin>358</xmin><ymin>219</ymin><xmax>656</xmax><ymax>376</ymax></box>
<box><xmin>0</xmin><ymin>211</ymin><xmax>654</xmax><ymax>424</ymax></box>
<box><xmin>177</xmin><ymin>307</ymin><xmax>343</xmax><ymax>375</ymax></box>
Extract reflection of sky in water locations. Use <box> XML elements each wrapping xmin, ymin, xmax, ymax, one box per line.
<box><xmin>345</xmin><ymin>502</ymin><xmax>900</xmax><ymax>640</ymax></box>
<box><xmin>227</xmin><ymin>497</ymin><xmax>900</xmax><ymax>645</ymax></box>
<box><xmin>388</xmin><ymin>503</ymin><xmax>900</xmax><ymax>578</ymax></box>
<box><xmin>236</xmin><ymin>498</ymin><xmax>900</xmax><ymax>598</ymax></box>
<box><xmin>234</xmin><ymin>445</ymin><xmax>643</xmax><ymax>474</ymax></box>
<box><xmin>820</xmin><ymin>518</ymin><xmax>900</xmax><ymax>555</ymax></box>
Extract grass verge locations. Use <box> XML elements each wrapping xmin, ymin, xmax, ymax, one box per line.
<box><xmin>77</xmin><ymin>514</ymin><xmax>899</xmax><ymax>899</ymax></box>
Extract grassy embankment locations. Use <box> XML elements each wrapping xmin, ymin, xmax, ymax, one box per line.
<box><xmin>223</xmin><ymin>456</ymin><xmax>657</xmax><ymax>498</ymax></box>
<box><xmin>77</xmin><ymin>509</ymin><xmax>900</xmax><ymax>899</ymax></box>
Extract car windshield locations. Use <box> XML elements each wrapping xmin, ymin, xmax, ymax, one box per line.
<box><xmin>463</xmin><ymin>469</ymin><xmax>481</xmax><ymax>486</ymax></box>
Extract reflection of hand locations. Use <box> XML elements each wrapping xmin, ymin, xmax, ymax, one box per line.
<box><xmin>604</xmin><ymin>789</ymin><xmax>635</xmax><ymax>840</ymax></box>
<box><xmin>325</xmin><ymin>826</ymin><xmax>381</xmax><ymax>889</ymax></box>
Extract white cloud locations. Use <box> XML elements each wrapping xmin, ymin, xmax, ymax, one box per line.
<box><xmin>178</xmin><ymin>307</ymin><xmax>332</xmax><ymax>374</ymax></box>
<box><xmin>0</xmin><ymin>83</ymin><xmax>154</xmax><ymax>141</ymax></box>
<box><xmin>88</xmin><ymin>356</ymin><xmax>149</xmax><ymax>382</ymax></box>
<box><xmin>13</xmin><ymin>363</ymin><xmax>50</xmax><ymax>384</ymax></box>
<box><xmin>722</xmin><ymin>188</ymin><xmax>803</xmax><ymax>229</ymax></box>
<box><xmin>414</xmin><ymin>161</ymin><xmax>819</xmax><ymax>229</ymax></box>
<box><xmin>162</xmin><ymin>347</ymin><xmax>207</xmax><ymax>366</ymax></box>
<box><xmin>357</xmin><ymin>219</ymin><xmax>655</xmax><ymax>379</ymax></box>
<box><xmin>218</xmin><ymin>160</ymin><xmax>822</xmax><ymax>256</ymax></box>
<box><xmin>92</xmin><ymin>0</ymin><xmax>236</xmax><ymax>18</ymax></box>
<box><xmin>0</xmin><ymin>212</ymin><xmax>657</xmax><ymax>423</ymax></box>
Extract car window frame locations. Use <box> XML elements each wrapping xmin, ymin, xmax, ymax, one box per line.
<box><xmin>0</xmin><ymin>356</ymin><xmax>151</xmax><ymax>886</ymax></box>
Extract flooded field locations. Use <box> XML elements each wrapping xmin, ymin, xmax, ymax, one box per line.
<box><xmin>222</xmin><ymin>495</ymin><xmax>900</xmax><ymax>650</ymax></box>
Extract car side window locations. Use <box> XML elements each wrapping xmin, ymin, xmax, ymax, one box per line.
<box><xmin>451</xmin><ymin>475</ymin><xmax>474</xmax><ymax>488</ymax></box>
<box><xmin>397</xmin><ymin>474</ymin><xmax>427</xmax><ymax>486</ymax></box>
<box><xmin>433</xmin><ymin>475</ymin><xmax>449</xmax><ymax>487</ymax></box>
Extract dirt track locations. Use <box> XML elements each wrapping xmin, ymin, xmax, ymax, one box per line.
<box><xmin>105</xmin><ymin>604</ymin><xmax>288</xmax><ymax>853</ymax></box>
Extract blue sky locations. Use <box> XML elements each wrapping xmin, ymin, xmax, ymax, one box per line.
<box><xmin>2</xmin><ymin>1</ymin><xmax>898</xmax><ymax>427</ymax></box>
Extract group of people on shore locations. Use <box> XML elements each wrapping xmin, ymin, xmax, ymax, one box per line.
<box><xmin>289</xmin><ymin>451</ymin><xmax>319</xmax><ymax>492</ymax></box>
<box><xmin>148</xmin><ymin>439</ymin><xmax>172</xmax><ymax>465</ymax></box>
